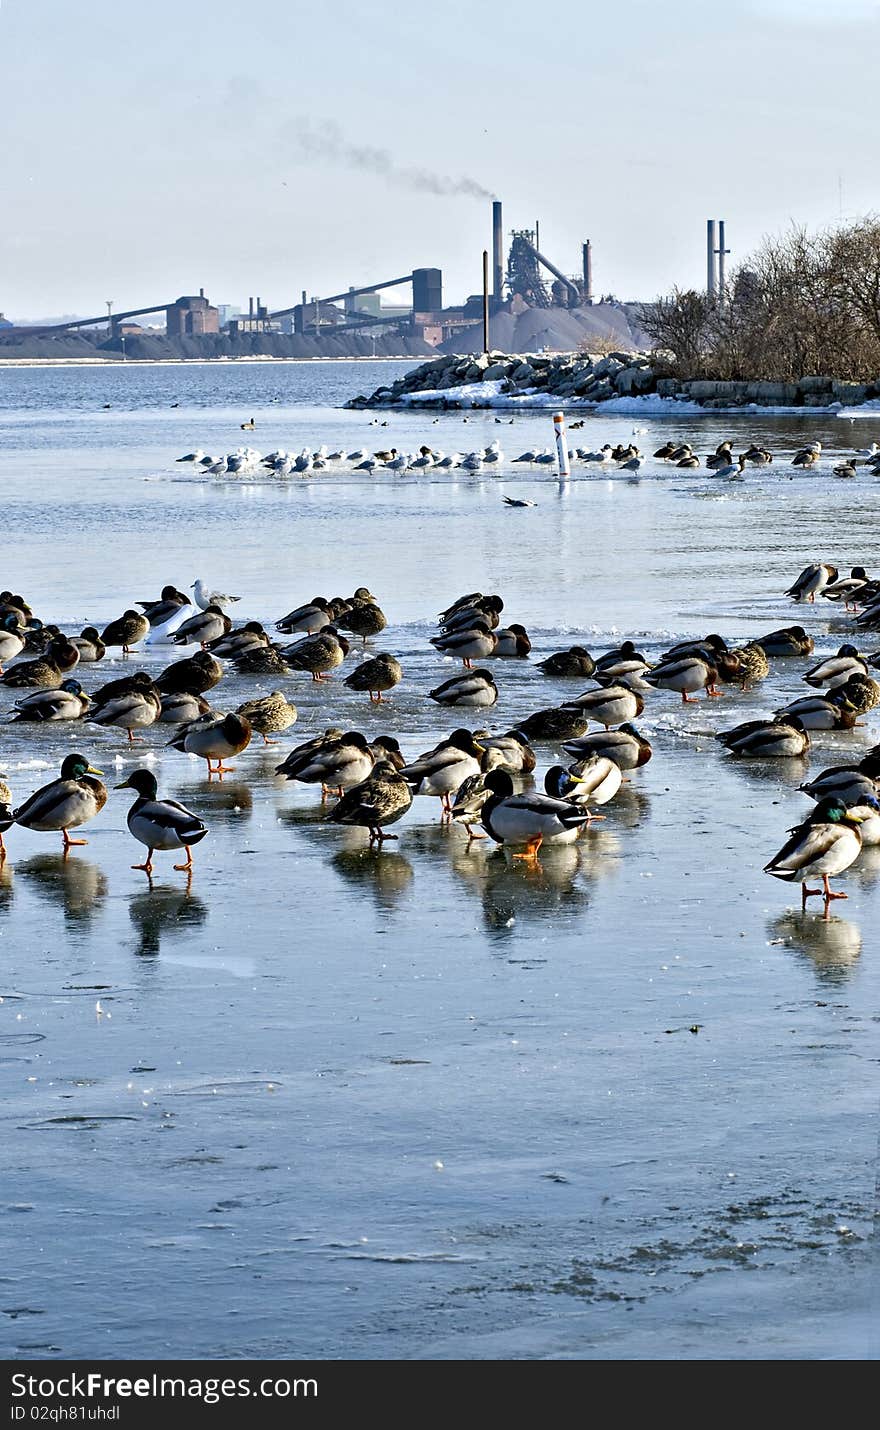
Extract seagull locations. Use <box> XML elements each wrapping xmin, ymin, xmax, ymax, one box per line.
<box><xmin>191</xmin><ymin>579</ymin><xmax>241</xmax><ymax>612</ymax></box>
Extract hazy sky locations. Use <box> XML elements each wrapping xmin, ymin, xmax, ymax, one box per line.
<box><xmin>2</xmin><ymin>0</ymin><xmax>879</xmax><ymax>318</ymax></box>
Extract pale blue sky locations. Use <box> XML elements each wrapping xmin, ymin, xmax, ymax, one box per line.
<box><xmin>2</xmin><ymin>0</ymin><xmax>878</xmax><ymax>317</ymax></box>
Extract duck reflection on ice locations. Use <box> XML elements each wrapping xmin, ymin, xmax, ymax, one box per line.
<box><xmin>17</xmin><ymin>853</ymin><xmax>108</xmax><ymax>926</ymax></box>
<box><xmin>128</xmin><ymin>880</ymin><xmax>209</xmax><ymax>957</ymax></box>
<box><xmin>768</xmin><ymin>911</ymin><xmax>862</xmax><ymax>980</ymax></box>
<box><xmin>173</xmin><ymin>781</ymin><xmax>252</xmax><ymax>820</ymax></box>
<box><xmin>478</xmin><ymin>844</ymin><xmax>588</xmax><ymax>935</ymax></box>
<box><xmin>331</xmin><ymin>845</ymin><xmax>414</xmax><ymax>910</ymax></box>
<box><xmin>724</xmin><ymin>756</ymin><xmax>810</xmax><ymax>792</ymax></box>
<box><xmin>0</xmin><ymin>859</ymin><xmax>13</xmax><ymax>914</ymax></box>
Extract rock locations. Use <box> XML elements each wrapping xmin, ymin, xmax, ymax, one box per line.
<box><xmin>592</xmin><ymin>355</ymin><xmax>625</xmax><ymax>380</ymax></box>
<box><xmin>798</xmin><ymin>375</ymin><xmax>832</xmax><ymax>393</ymax></box>
<box><xmin>656</xmin><ymin>377</ymin><xmax>680</xmax><ymax>397</ymax></box>
<box><xmin>613</xmin><ymin>365</ymin><xmax>655</xmax><ymax>395</ymax></box>
<box><xmin>483</xmin><ymin>362</ymin><xmax>508</xmax><ymax>381</ymax></box>
<box><xmin>831</xmin><ymin>380</ymin><xmax>868</xmax><ymax>403</ymax></box>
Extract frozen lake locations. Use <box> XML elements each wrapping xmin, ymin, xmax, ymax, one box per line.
<box><xmin>0</xmin><ymin>360</ymin><xmax>877</xmax><ymax>1360</ymax></box>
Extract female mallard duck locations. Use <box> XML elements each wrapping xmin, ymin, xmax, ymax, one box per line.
<box><xmin>562</xmin><ymin>722</ymin><xmax>653</xmax><ymax>770</ymax></box>
<box><xmin>803</xmin><ymin>645</ymin><xmax>867</xmax><ymax>689</ymax></box>
<box><xmin>567</xmin><ymin>683</ymin><xmax>644</xmax><ymax>727</ymax></box>
<box><xmin>12</xmin><ymin>754</ymin><xmax>107</xmax><ymax>853</ymax></box>
<box><xmin>493</xmin><ymin>624</ymin><xmax>531</xmax><ymax>658</ymax></box>
<box><xmin>71</xmin><ymin>627</ymin><xmax>106</xmax><ymax>662</ymax></box>
<box><xmin>159</xmin><ymin>691</ymin><xmax>214</xmax><ymax>724</ymax></box>
<box><xmin>537</xmin><ymin>646</ymin><xmax>595</xmax><ymax>678</ymax></box>
<box><xmin>718</xmin><ymin>715</ymin><xmax>811</xmax><ymax>757</ymax></box>
<box><xmin>757</xmin><ymin>625</ymin><xmax>814</xmax><ymax>658</ymax></box>
<box><xmin>344</xmin><ymin>653</ymin><xmax>403</xmax><ymax>703</ymax></box>
<box><xmin>476</xmin><ymin>730</ymin><xmax>536</xmax><ymax>774</ymax></box>
<box><xmin>100</xmin><ymin>609</ymin><xmax>150</xmax><ymax>653</ymax></box>
<box><xmin>327</xmin><ymin>761</ymin><xmax>413</xmax><ymax>845</ymax></box>
<box><xmin>799</xmin><ymin>749</ymin><xmax>880</xmax><ymax>804</ymax></box>
<box><xmin>115</xmin><ymin>769</ymin><xmax>207</xmax><ymax>875</ymax></box>
<box><xmin>792</xmin><ymin>446</ymin><xmax>820</xmax><ymax>469</ymax></box>
<box><xmin>840</xmin><ymin>672</ymin><xmax>880</xmax><ymax>714</ymax></box>
<box><xmin>156</xmin><ymin>651</ymin><xmax>223</xmax><ymax>696</ymax></box>
<box><xmin>480</xmin><ymin>769</ymin><xmax>590</xmax><ymax>859</ymax></box>
<box><xmin>12</xmin><ymin>679</ymin><xmax>90</xmax><ymax>722</ymax></box>
<box><xmin>0</xmin><ymin>612</ymin><xmax>26</xmax><ymax>672</ymax></box>
<box><xmin>428</xmin><ymin>668</ymin><xmax>497</xmax><ymax>708</ymax></box>
<box><xmin>233</xmin><ymin>643</ymin><xmax>292</xmax><ymax>677</ymax></box>
<box><xmin>1</xmin><ymin>637</ymin><xmax>80</xmax><ymax>689</ymax></box>
<box><xmin>276</xmin><ymin>730</ymin><xmax>374</xmax><ymax>798</ymax></box>
<box><xmin>207</xmin><ymin>622</ymin><xmax>268</xmax><ymax>658</ymax></box>
<box><xmin>560</xmin><ymin>754</ymin><xmax>623</xmax><ymax>811</ymax></box>
<box><xmin>785</xmin><ymin>562</ymin><xmax>837</xmax><ymax>603</ymax></box>
<box><xmin>89</xmin><ymin>683</ymin><xmax>162</xmax><ymax>744</ymax></box>
<box><xmin>775</xmin><ymin>689</ymin><xmax>859</xmax><ymax>731</ymax></box>
<box><xmin>430</xmin><ymin>619</ymin><xmax>498</xmax><ymax>668</ymax></box>
<box><xmin>172</xmin><ymin>604</ymin><xmax>232</xmax><ymax>648</ymax></box>
<box><xmin>645</xmin><ymin>656</ymin><xmax>720</xmax><ymax>703</ymax></box>
<box><xmin>336</xmin><ymin>589</ymin><xmax>387</xmax><ymax>644</ymax></box>
<box><xmin>764</xmin><ymin>794</ymin><xmax>879</xmax><ymax>908</ymax></box>
<box><xmin>282</xmin><ymin>629</ymin><xmax>349</xmax><ymax>681</ymax></box>
<box><xmin>0</xmin><ymin>592</ymin><xmax>34</xmax><ymax>624</ymax></box>
<box><xmin>169</xmin><ymin>712</ymin><xmax>252</xmax><ymax>775</ymax></box>
<box><xmin>0</xmin><ymin>776</ymin><xmax>13</xmax><ymax>857</ymax></box>
<box><xmin>821</xmin><ymin>567</ymin><xmax>870</xmax><ymax>609</ymax></box>
<box><xmin>515</xmin><ymin>706</ymin><xmax>590</xmax><ymax>742</ymax></box>
<box><xmin>275</xmin><ymin>597</ymin><xmax>334</xmax><ymax>636</ymax></box>
<box><xmin>728</xmin><ymin>642</ymin><xmax>769</xmax><ymax>690</ymax></box>
<box><xmin>400</xmin><ymin>729</ymin><xmax>485</xmax><ymax>818</ymax></box>
<box><xmin>370</xmin><ymin>736</ymin><xmax>405</xmax><ymax>770</ymax></box>
<box><xmin>235</xmin><ymin>692</ymin><xmax>298</xmax><ymax>744</ymax></box>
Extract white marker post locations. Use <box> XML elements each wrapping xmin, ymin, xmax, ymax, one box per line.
<box><xmin>553</xmin><ymin>411</ymin><xmax>570</xmax><ymax>478</ymax></box>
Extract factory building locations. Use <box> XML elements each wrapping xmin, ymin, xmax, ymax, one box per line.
<box><xmin>166</xmin><ymin>291</ymin><xmax>219</xmax><ymax>337</ymax></box>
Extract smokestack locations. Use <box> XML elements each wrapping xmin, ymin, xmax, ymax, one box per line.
<box><xmin>492</xmin><ymin>200</ymin><xmax>503</xmax><ymax>307</ymax></box>
<box><xmin>256</xmin><ymin>295</ymin><xmax>262</xmax><ymax>316</ymax></box>
<box><xmin>582</xmin><ymin>241</ymin><xmax>593</xmax><ymax>304</ymax></box>
<box><xmin>717</xmin><ymin>221</ymin><xmax>728</xmax><ymax>299</ymax></box>
<box><xmin>249</xmin><ymin>295</ymin><xmax>254</xmax><ymax>319</ymax></box>
<box><xmin>707</xmin><ymin>220</ymin><xmax>717</xmax><ymax>299</ymax></box>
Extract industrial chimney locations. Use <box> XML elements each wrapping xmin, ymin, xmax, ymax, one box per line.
<box><xmin>706</xmin><ymin>221</ymin><xmax>717</xmax><ymax>299</ymax></box>
<box><xmin>492</xmin><ymin>200</ymin><xmax>503</xmax><ymax>308</ymax></box>
<box><xmin>582</xmin><ymin>241</ymin><xmax>593</xmax><ymax>305</ymax></box>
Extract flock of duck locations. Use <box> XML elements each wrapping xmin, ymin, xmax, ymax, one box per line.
<box><xmin>0</xmin><ymin>562</ymin><xmax>878</xmax><ymax>913</ymax></box>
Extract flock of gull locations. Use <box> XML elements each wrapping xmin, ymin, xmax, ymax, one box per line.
<box><xmin>0</xmin><ymin>557</ymin><xmax>879</xmax><ymax>912</ymax></box>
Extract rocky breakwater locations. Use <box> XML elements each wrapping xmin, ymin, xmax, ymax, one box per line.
<box><xmin>346</xmin><ymin>351</ymin><xmax>880</xmax><ymax>411</ymax></box>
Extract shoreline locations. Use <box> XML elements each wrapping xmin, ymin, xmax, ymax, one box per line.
<box><xmin>0</xmin><ymin>355</ymin><xmax>415</xmax><ymax>368</ymax></box>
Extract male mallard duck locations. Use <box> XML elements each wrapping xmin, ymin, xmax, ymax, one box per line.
<box><xmin>0</xmin><ymin>612</ymin><xmax>26</xmax><ymax>672</ymax></box>
<box><xmin>541</xmin><ymin>764</ymin><xmax>607</xmax><ymax>823</ymax></box>
<box><xmin>775</xmin><ymin>690</ymin><xmax>859</xmax><ymax>731</ymax></box>
<box><xmin>137</xmin><ymin>585</ymin><xmax>191</xmax><ymax>627</ymax></box>
<box><xmin>728</xmin><ymin>642</ymin><xmax>769</xmax><ymax>690</ymax></box>
<box><xmin>492</xmin><ymin>624</ymin><xmax>531</xmax><ymax>658</ymax></box>
<box><xmin>567</xmin><ymin>683</ymin><xmax>644</xmax><ymax>727</ymax></box>
<box><xmin>12</xmin><ymin>679</ymin><xmax>89</xmax><ymax>723</ymax></box>
<box><xmin>400</xmin><ymin>729</ymin><xmax>485</xmax><ymax>818</ymax></box>
<box><xmin>159</xmin><ymin>691</ymin><xmax>214</xmax><ymax>724</ymax></box>
<box><xmin>275</xmin><ymin>597</ymin><xmax>334</xmax><ymax>636</ymax></box>
<box><xmin>274</xmin><ymin>728</ymin><xmax>344</xmax><ymax>781</ymax></box>
<box><xmin>370</xmin><ymin>736</ymin><xmax>405</xmax><ymax>770</ymax></box>
<box><xmin>821</xmin><ymin>567</ymin><xmax>870</xmax><ymax>609</ymax></box>
<box><xmin>12</xmin><ymin>754</ymin><xmax>107</xmax><ymax>853</ymax></box>
<box><xmin>343</xmin><ymin>653</ymin><xmax>402</xmax><ymax>703</ymax></box>
<box><xmin>169</xmin><ymin>712</ymin><xmax>252</xmax><ymax>775</ymax></box>
<box><xmin>71</xmin><ymin>627</ymin><xmax>106</xmax><ymax>662</ymax></box>
<box><xmin>0</xmin><ymin>592</ymin><xmax>33</xmax><ymax>624</ymax></box>
<box><xmin>172</xmin><ymin>605</ymin><xmax>232</xmax><ymax>648</ymax></box>
<box><xmin>705</xmin><ymin>442</ymin><xmax>734</xmax><ymax>469</ymax></box>
<box><xmin>1</xmin><ymin>638</ymin><xmax>80</xmax><ymax>689</ymax></box>
<box><xmin>89</xmin><ymin>683</ymin><xmax>162</xmax><ymax>743</ymax></box>
<box><xmin>479</xmin><ymin>769</ymin><xmax>590</xmax><ymax>859</ymax></box>
<box><xmin>645</xmin><ymin>656</ymin><xmax>720</xmax><ymax>703</ymax></box>
<box><xmin>474</xmin><ymin>730</ymin><xmax>536</xmax><ymax>774</ymax></box>
<box><xmin>438</xmin><ymin>592</ymin><xmax>484</xmax><ymax>624</ymax></box>
<box><xmin>430</xmin><ymin>619</ymin><xmax>498</xmax><ymax>668</ymax></box>
<box><xmin>282</xmin><ymin>629</ymin><xmax>349</xmax><ymax>681</ymax></box>
<box><xmin>785</xmin><ymin>563</ymin><xmax>837</xmax><ymax>603</ymax></box>
<box><xmin>757</xmin><ymin>625</ymin><xmax>814</xmax><ymax>658</ymax></box>
<box><xmin>653</xmin><ymin>441</ymin><xmax>678</xmax><ymax>459</ymax></box>
<box><xmin>208</xmin><ymin>622</ymin><xmax>269</xmax><ymax>658</ymax></box>
<box><xmin>595</xmin><ymin>640</ymin><xmax>648</xmax><ymax>672</ymax></box>
<box><xmin>803</xmin><ymin>645</ymin><xmax>867</xmax><ymax>689</ymax></box>
<box><xmin>537</xmin><ymin>646</ymin><xmax>595</xmax><ymax>678</ymax></box>
<box><xmin>440</xmin><ymin>595</ymin><xmax>505</xmax><ymax>634</ymax></box>
<box><xmin>155</xmin><ymin>651</ymin><xmax>221</xmax><ymax>695</ymax></box>
<box><xmin>428</xmin><ymin>668</ymin><xmax>497</xmax><ymax>708</ymax></box>
<box><xmin>115</xmin><ymin>769</ymin><xmax>207</xmax><ymax>875</ymax></box>
<box><xmin>515</xmin><ymin>706</ymin><xmax>590</xmax><ymax>742</ymax></box>
<box><xmin>718</xmin><ymin>715</ymin><xmax>811</xmax><ymax>757</ymax></box>
<box><xmin>561</xmin><ymin>754</ymin><xmax>623</xmax><ymax>811</ymax></box>
<box><xmin>327</xmin><ymin>761</ymin><xmax>413</xmax><ymax>845</ymax></box>
<box><xmin>799</xmin><ymin>749</ymin><xmax>880</xmax><ymax>804</ymax></box>
<box><xmin>100</xmin><ymin>609</ymin><xmax>150</xmax><ymax>653</ymax></box>
<box><xmin>0</xmin><ymin>776</ymin><xmax>13</xmax><ymax>857</ymax></box>
<box><xmin>450</xmin><ymin>772</ymin><xmax>495</xmax><ymax>843</ymax></box>
<box><xmin>91</xmin><ymin>670</ymin><xmax>155</xmax><ymax>704</ymax></box>
<box><xmin>276</xmin><ymin>730</ymin><xmax>374</xmax><ymax>797</ymax></box>
<box><xmin>833</xmin><ymin>462</ymin><xmax>858</xmax><ymax>479</ymax></box>
<box><xmin>562</xmin><ymin>723</ymin><xmax>653</xmax><ymax>770</ymax></box>
<box><xmin>661</xmin><ymin>633</ymin><xmax>729</xmax><ymax>664</ymax></box>
<box><xmin>764</xmin><ymin>794</ymin><xmax>878</xmax><ymax>908</ymax></box>
<box><xmin>336</xmin><ymin>589</ymin><xmax>387</xmax><ymax>644</ymax></box>
<box><xmin>235</xmin><ymin>692</ymin><xmax>298</xmax><ymax>744</ymax></box>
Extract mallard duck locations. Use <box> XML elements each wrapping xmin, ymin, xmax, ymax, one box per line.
<box><xmin>593</xmin><ymin>653</ymin><xmax>652</xmax><ymax>684</ymax></box>
<box><xmin>494</xmin><ymin>624</ymin><xmax>531</xmax><ymax>658</ymax></box>
<box><xmin>847</xmin><ymin>796</ymin><xmax>880</xmax><ymax>847</ymax></box>
<box><xmin>785</xmin><ymin>563</ymin><xmax>838</xmax><ymax>603</ymax></box>
<box><xmin>0</xmin><ymin>592</ymin><xmax>33</xmax><ymax>624</ymax></box>
<box><xmin>207</xmin><ymin>622</ymin><xmax>269</xmax><ymax>658</ymax></box>
<box><xmin>567</xmin><ymin>683</ymin><xmax>644</xmax><ymax>726</ymax></box>
<box><xmin>653</xmin><ymin>441</ymin><xmax>678</xmax><ymax>459</ymax></box>
<box><xmin>728</xmin><ymin>642</ymin><xmax>769</xmax><ymax>690</ymax></box>
<box><xmin>159</xmin><ymin>691</ymin><xmax>214</xmax><ymax>724</ymax></box>
<box><xmin>71</xmin><ymin>627</ymin><xmax>106</xmax><ymax>662</ymax></box>
<box><xmin>476</xmin><ymin>730</ymin><xmax>536</xmax><ymax>774</ymax></box>
<box><xmin>764</xmin><ymin>794</ymin><xmax>878</xmax><ymax>908</ymax></box>
<box><xmin>645</xmin><ymin>656</ymin><xmax>720</xmax><ymax>703</ymax></box>
<box><xmin>661</xmin><ymin>633</ymin><xmax>729</xmax><ymax>664</ymax></box>
<box><xmin>233</xmin><ymin>643</ymin><xmax>292</xmax><ymax>677</ymax></box>
<box><xmin>718</xmin><ymin>715</ymin><xmax>811</xmax><ymax>757</ymax></box>
<box><xmin>676</xmin><ymin>454</ymin><xmax>701</xmax><ymax>468</ymax></box>
<box><xmin>336</xmin><ymin>589</ymin><xmax>387</xmax><ymax>643</ymax></box>
<box><xmin>343</xmin><ymin>653</ymin><xmax>402</xmax><ymax>703</ymax></box>
<box><xmin>172</xmin><ymin>605</ymin><xmax>232</xmax><ymax>648</ymax></box>
<box><xmin>803</xmin><ymin>645</ymin><xmax>867</xmax><ymax>689</ymax></box>
<box><xmin>561</xmin><ymin>754</ymin><xmax>623</xmax><ymax>810</ymax></box>
<box><xmin>100</xmin><ymin>609</ymin><xmax>150</xmax><ymax>653</ymax></box>
<box><xmin>400</xmin><ymin>729</ymin><xmax>485</xmax><ymax>818</ymax></box>
<box><xmin>12</xmin><ymin>754</ymin><xmax>107</xmax><ymax>852</ymax></box>
<box><xmin>799</xmin><ymin>749</ymin><xmax>880</xmax><ymax>804</ymax></box>
<box><xmin>595</xmin><ymin>640</ymin><xmax>648</xmax><ymax>672</ymax></box>
<box><xmin>450</xmin><ymin>771</ymin><xmax>496</xmax><ymax>843</ymax></box>
<box><xmin>115</xmin><ymin>769</ymin><xmax>208</xmax><ymax>875</ymax></box>
<box><xmin>562</xmin><ymin>723</ymin><xmax>653</xmax><ymax>770</ymax></box>
<box><xmin>841</xmin><ymin>672</ymin><xmax>880</xmax><ymax>714</ymax></box>
<box><xmin>792</xmin><ymin>446</ymin><xmax>820</xmax><ymax>469</ymax></box>
<box><xmin>327</xmin><ymin>761</ymin><xmax>413</xmax><ymax>845</ymax></box>
<box><xmin>430</xmin><ymin>619</ymin><xmax>498</xmax><ymax>667</ymax></box>
<box><xmin>191</xmin><ymin>579</ymin><xmax>241</xmax><ymax>612</ymax></box>
<box><xmin>515</xmin><ymin>706</ymin><xmax>590</xmax><ymax>742</ymax></box>
<box><xmin>821</xmin><ymin>567</ymin><xmax>870</xmax><ymax>610</ymax></box>
<box><xmin>757</xmin><ymin>626</ymin><xmax>814</xmax><ymax>658</ymax></box>
<box><xmin>742</xmin><ymin>445</ymin><xmax>773</xmax><ymax>466</ymax></box>
<box><xmin>0</xmin><ymin>612</ymin><xmax>26</xmax><ymax>672</ymax></box>
<box><xmin>428</xmin><ymin>668</ymin><xmax>497</xmax><ymax>708</ymax></box>
<box><xmin>705</xmin><ymin>443</ymin><xmax>733</xmax><ymax>469</ymax></box>
<box><xmin>1</xmin><ymin>638</ymin><xmax>80</xmax><ymax>689</ymax></box>
<box><xmin>0</xmin><ymin>776</ymin><xmax>13</xmax><ymax>857</ymax></box>
<box><xmin>89</xmin><ymin>681</ymin><xmax>161</xmax><ymax>743</ymax></box>
<box><xmin>275</xmin><ymin>597</ymin><xmax>334</xmax><ymax>636</ymax></box>
<box><xmin>537</xmin><ymin>647</ymin><xmax>595</xmax><ymax>678</ymax></box>
<box><xmin>479</xmin><ymin>769</ymin><xmax>590</xmax><ymax>858</ymax></box>
<box><xmin>440</xmin><ymin>595</ymin><xmax>505</xmax><ymax>634</ymax></box>
<box><xmin>282</xmin><ymin>629</ymin><xmax>349</xmax><ymax>681</ymax></box>
<box><xmin>775</xmin><ymin>690</ymin><xmax>859</xmax><ymax>731</ymax></box>
<box><xmin>276</xmin><ymin>730</ymin><xmax>374</xmax><ymax>797</ymax></box>
<box><xmin>236</xmin><ymin>692</ymin><xmax>298</xmax><ymax>744</ymax></box>
<box><xmin>833</xmin><ymin>462</ymin><xmax>858</xmax><ymax>479</ymax></box>
<box><xmin>138</xmin><ymin>586</ymin><xmax>191</xmax><ymax>627</ymax></box>
<box><xmin>370</xmin><ymin>735</ymin><xmax>405</xmax><ymax>770</ymax></box>
<box><xmin>12</xmin><ymin>679</ymin><xmax>90</xmax><ymax>722</ymax></box>
<box><xmin>438</xmin><ymin>592</ymin><xmax>483</xmax><ymax>624</ymax></box>
<box><xmin>855</xmin><ymin>596</ymin><xmax>880</xmax><ymax>631</ymax></box>
<box><xmin>169</xmin><ymin>712</ymin><xmax>252</xmax><ymax>775</ymax></box>
<box><xmin>274</xmin><ymin>728</ymin><xmax>344</xmax><ymax>781</ymax></box>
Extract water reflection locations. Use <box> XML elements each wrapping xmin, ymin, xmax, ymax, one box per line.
<box><xmin>850</xmin><ymin>847</ymin><xmax>880</xmax><ymax>892</ymax></box>
<box><xmin>173</xmin><ymin>781</ymin><xmax>253</xmax><ymax>820</ymax></box>
<box><xmin>479</xmin><ymin>844</ymin><xmax>588</xmax><ymax>935</ymax></box>
<box><xmin>128</xmin><ymin>881</ymin><xmax>209</xmax><ymax>957</ymax></box>
<box><xmin>724</xmin><ymin>757</ymin><xmax>811</xmax><ymax>791</ymax></box>
<box><xmin>0</xmin><ymin>860</ymin><xmax>13</xmax><ymax>914</ymax></box>
<box><xmin>767</xmin><ymin>911</ymin><xmax>861</xmax><ymax>981</ymax></box>
<box><xmin>17</xmin><ymin>854</ymin><xmax>108</xmax><ymax>927</ymax></box>
<box><xmin>331</xmin><ymin>846</ymin><xmax>414</xmax><ymax>910</ymax></box>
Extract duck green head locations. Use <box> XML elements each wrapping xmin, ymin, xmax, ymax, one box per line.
<box><xmin>61</xmin><ymin>753</ymin><xmax>103</xmax><ymax>781</ymax></box>
<box><xmin>115</xmin><ymin>769</ymin><xmax>158</xmax><ymax>798</ymax></box>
